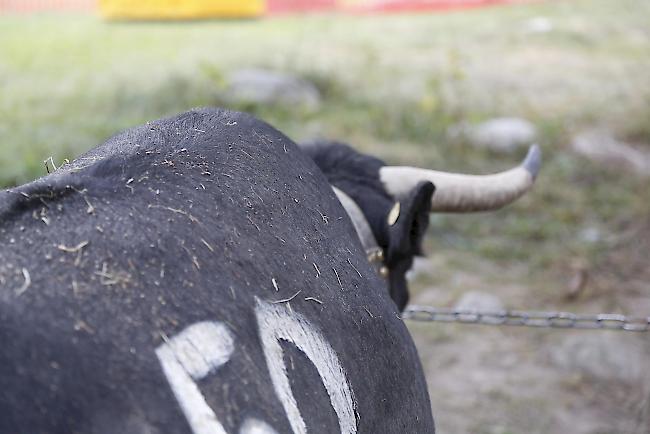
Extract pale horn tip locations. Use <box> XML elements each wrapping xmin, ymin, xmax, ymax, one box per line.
<box><xmin>522</xmin><ymin>144</ymin><xmax>542</xmax><ymax>180</ymax></box>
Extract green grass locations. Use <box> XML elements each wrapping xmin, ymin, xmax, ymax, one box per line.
<box><xmin>1</xmin><ymin>0</ymin><xmax>649</xmax><ymax>296</ymax></box>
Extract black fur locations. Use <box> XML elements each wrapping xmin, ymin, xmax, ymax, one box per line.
<box><xmin>302</xmin><ymin>141</ymin><xmax>434</xmax><ymax>311</ymax></box>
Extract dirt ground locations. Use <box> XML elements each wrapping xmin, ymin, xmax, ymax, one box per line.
<box><xmin>407</xmin><ymin>230</ymin><xmax>650</xmax><ymax>433</ymax></box>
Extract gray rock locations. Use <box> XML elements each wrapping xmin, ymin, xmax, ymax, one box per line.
<box><xmin>406</xmin><ymin>257</ymin><xmax>433</xmax><ymax>280</ymax></box>
<box><xmin>523</xmin><ymin>16</ymin><xmax>554</xmax><ymax>34</ymax></box>
<box><xmin>451</xmin><ymin>117</ymin><xmax>537</xmax><ymax>153</ymax></box>
<box><xmin>578</xmin><ymin>226</ymin><xmax>602</xmax><ymax>244</ymax></box>
<box><xmin>223</xmin><ymin>69</ymin><xmax>321</xmax><ymax>110</ymax></box>
<box><xmin>571</xmin><ymin>129</ymin><xmax>650</xmax><ymax>177</ymax></box>
<box><xmin>548</xmin><ymin>334</ymin><xmax>647</xmax><ymax>383</ymax></box>
<box><xmin>454</xmin><ymin>291</ymin><xmax>504</xmax><ymax>312</ymax></box>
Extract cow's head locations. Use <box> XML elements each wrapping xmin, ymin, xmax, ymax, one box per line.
<box><xmin>302</xmin><ymin>141</ymin><xmax>541</xmax><ymax>312</ymax></box>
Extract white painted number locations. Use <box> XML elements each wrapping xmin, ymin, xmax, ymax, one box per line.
<box><xmin>255</xmin><ymin>297</ymin><xmax>357</xmax><ymax>434</ymax></box>
<box><xmin>238</xmin><ymin>418</ymin><xmax>279</xmax><ymax>434</ymax></box>
<box><xmin>156</xmin><ymin>296</ymin><xmax>357</xmax><ymax>434</ymax></box>
<box><xmin>156</xmin><ymin>321</ymin><xmax>234</xmax><ymax>434</ymax></box>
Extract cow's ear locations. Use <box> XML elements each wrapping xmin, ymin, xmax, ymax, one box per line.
<box><xmin>386</xmin><ymin>181</ymin><xmax>435</xmax><ymax>263</ymax></box>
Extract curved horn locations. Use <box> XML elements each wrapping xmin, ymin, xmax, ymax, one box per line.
<box><xmin>379</xmin><ymin>144</ymin><xmax>541</xmax><ymax>212</ymax></box>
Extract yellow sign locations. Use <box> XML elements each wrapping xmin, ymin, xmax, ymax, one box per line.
<box><xmin>99</xmin><ymin>0</ymin><xmax>264</xmax><ymax>19</ymax></box>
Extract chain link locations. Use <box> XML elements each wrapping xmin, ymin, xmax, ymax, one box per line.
<box><xmin>402</xmin><ymin>305</ymin><xmax>650</xmax><ymax>332</ymax></box>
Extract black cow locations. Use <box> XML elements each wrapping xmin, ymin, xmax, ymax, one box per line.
<box><xmin>303</xmin><ymin>140</ymin><xmax>540</xmax><ymax>311</ymax></box>
<box><xmin>0</xmin><ymin>108</ymin><xmax>434</xmax><ymax>434</ymax></box>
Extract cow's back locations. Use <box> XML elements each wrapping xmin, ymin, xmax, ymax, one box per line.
<box><xmin>0</xmin><ymin>108</ymin><xmax>434</xmax><ymax>433</ymax></box>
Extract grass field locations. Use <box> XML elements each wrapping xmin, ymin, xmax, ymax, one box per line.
<box><xmin>2</xmin><ymin>1</ymin><xmax>650</xmax><ymax>432</ymax></box>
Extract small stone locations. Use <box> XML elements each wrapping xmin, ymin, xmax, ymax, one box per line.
<box><xmin>578</xmin><ymin>226</ymin><xmax>602</xmax><ymax>244</ymax></box>
<box><xmin>406</xmin><ymin>257</ymin><xmax>433</xmax><ymax>280</ymax></box>
<box><xmin>547</xmin><ymin>334</ymin><xmax>647</xmax><ymax>383</ymax></box>
<box><xmin>454</xmin><ymin>291</ymin><xmax>504</xmax><ymax>312</ymax></box>
<box><xmin>571</xmin><ymin>129</ymin><xmax>650</xmax><ymax>177</ymax></box>
<box><xmin>451</xmin><ymin>117</ymin><xmax>537</xmax><ymax>153</ymax></box>
<box><xmin>523</xmin><ymin>16</ymin><xmax>554</xmax><ymax>34</ymax></box>
<box><xmin>223</xmin><ymin>69</ymin><xmax>321</xmax><ymax>110</ymax></box>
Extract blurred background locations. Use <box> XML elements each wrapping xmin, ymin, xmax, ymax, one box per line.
<box><xmin>1</xmin><ymin>0</ymin><xmax>649</xmax><ymax>432</ymax></box>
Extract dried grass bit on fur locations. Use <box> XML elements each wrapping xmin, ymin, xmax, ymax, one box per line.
<box><xmin>57</xmin><ymin>241</ymin><xmax>89</xmax><ymax>253</ymax></box>
<box><xmin>15</xmin><ymin>268</ymin><xmax>31</xmax><ymax>296</ymax></box>
<box><xmin>272</xmin><ymin>290</ymin><xmax>302</xmax><ymax>304</ymax></box>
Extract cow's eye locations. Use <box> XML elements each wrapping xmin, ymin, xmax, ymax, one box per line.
<box><xmin>387</xmin><ymin>201</ymin><xmax>400</xmax><ymax>226</ymax></box>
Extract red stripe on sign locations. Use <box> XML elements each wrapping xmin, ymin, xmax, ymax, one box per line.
<box><xmin>346</xmin><ymin>0</ymin><xmax>531</xmax><ymax>13</ymax></box>
<box><xmin>267</xmin><ymin>0</ymin><xmax>337</xmax><ymax>13</ymax></box>
<box><xmin>0</xmin><ymin>0</ymin><xmax>95</xmax><ymax>12</ymax></box>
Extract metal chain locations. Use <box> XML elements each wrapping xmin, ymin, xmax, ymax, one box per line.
<box><xmin>402</xmin><ymin>305</ymin><xmax>650</xmax><ymax>332</ymax></box>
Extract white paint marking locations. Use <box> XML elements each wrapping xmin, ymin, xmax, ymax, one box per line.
<box><xmin>254</xmin><ymin>297</ymin><xmax>357</xmax><ymax>434</ymax></box>
<box><xmin>239</xmin><ymin>418</ymin><xmax>279</xmax><ymax>434</ymax></box>
<box><xmin>156</xmin><ymin>321</ymin><xmax>234</xmax><ymax>434</ymax></box>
